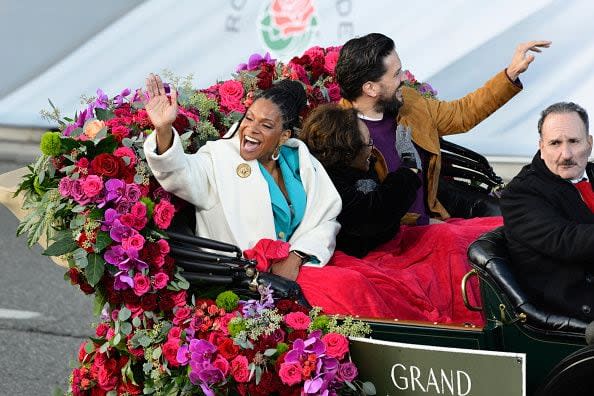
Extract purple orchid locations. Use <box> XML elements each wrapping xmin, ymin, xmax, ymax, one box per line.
<box><xmin>104</xmin><ymin>245</ymin><xmax>126</xmax><ymax>266</ymax></box>
<box><xmin>113</xmin><ymin>88</ymin><xmax>131</xmax><ymax>107</ymax></box>
<box><xmin>109</xmin><ymin>219</ymin><xmax>134</xmax><ymax>243</ymax></box>
<box><xmin>93</xmin><ymin>89</ymin><xmax>109</xmax><ymax>110</ymax></box>
<box><xmin>236</xmin><ymin>52</ymin><xmax>275</xmax><ymax>72</ymax></box>
<box><xmin>101</xmin><ymin>208</ymin><xmax>120</xmax><ymax>231</ymax></box>
<box><xmin>105</xmin><ymin>179</ymin><xmax>126</xmax><ymax>203</ymax></box>
<box><xmin>241</xmin><ymin>283</ymin><xmax>275</xmax><ymax>317</ymax></box>
<box><xmin>113</xmin><ymin>271</ymin><xmax>134</xmax><ymax>290</ymax></box>
<box><xmin>189</xmin><ymin>339</ymin><xmax>217</xmax><ymax>363</ymax></box>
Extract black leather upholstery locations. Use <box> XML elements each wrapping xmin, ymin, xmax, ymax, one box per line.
<box><xmin>167</xmin><ymin>204</ymin><xmax>310</xmax><ymax>308</ymax></box>
<box><xmin>438</xmin><ymin>138</ymin><xmax>504</xmax><ymax>218</ymax></box>
<box><xmin>467</xmin><ymin>227</ymin><xmax>588</xmax><ymax>336</ymax></box>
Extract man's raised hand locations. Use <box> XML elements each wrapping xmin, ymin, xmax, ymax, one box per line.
<box><xmin>506</xmin><ymin>40</ymin><xmax>552</xmax><ymax>81</ymax></box>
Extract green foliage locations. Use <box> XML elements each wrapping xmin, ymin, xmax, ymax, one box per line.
<box><xmin>310</xmin><ymin>314</ymin><xmax>330</xmax><ymax>332</ymax></box>
<box><xmin>40</xmin><ymin>131</ymin><xmax>62</xmax><ymax>156</ymax></box>
<box><xmin>227</xmin><ymin>317</ymin><xmax>246</xmax><ymax>338</ymax></box>
<box><xmin>215</xmin><ymin>290</ymin><xmax>239</xmax><ymax>311</ymax></box>
<box><xmin>85</xmin><ymin>253</ymin><xmax>105</xmax><ymax>286</ymax></box>
<box><xmin>42</xmin><ymin>234</ymin><xmax>78</xmax><ymax>256</ymax></box>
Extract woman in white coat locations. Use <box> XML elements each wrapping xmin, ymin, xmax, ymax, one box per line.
<box><xmin>143</xmin><ymin>75</ymin><xmax>341</xmax><ymax>281</ymax></box>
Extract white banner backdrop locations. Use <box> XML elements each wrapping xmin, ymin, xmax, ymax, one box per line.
<box><xmin>3</xmin><ymin>0</ymin><xmax>592</xmax><ymax>156</ymax></box>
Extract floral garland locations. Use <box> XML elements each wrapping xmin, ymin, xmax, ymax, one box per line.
<box><xmin>16</xmin><ymin>45</ymin><xmax>436</xmax><ymax>395</ymax></box>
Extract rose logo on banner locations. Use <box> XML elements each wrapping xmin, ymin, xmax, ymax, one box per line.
<box><xmin>259</xmin><ymin>0</ymin><xmax>319</xmax><ymax>60</ymax></box>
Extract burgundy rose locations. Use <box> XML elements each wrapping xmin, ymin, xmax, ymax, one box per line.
<box><xmin>90</xmin><ymin>153</ymin><xmax>122</xmax><ymax>178</ymax></box>
<box><xmin>217</xmin><ymin>337</ymin><xmax>240</xmax><ymax>360</ymax></box>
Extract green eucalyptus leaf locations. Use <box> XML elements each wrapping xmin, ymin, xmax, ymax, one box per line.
<box><xmin>120</xmin><ymin>321</ymin><xmax>133</xmax><ymax>335</ymax></box>
<box><xmin>99</xmin><ymin>342</ymin><xmax>109</xmax><ymax>353</ymax></box>
<box><xmin>112</xmin><ymin>333</ymin><xmax>121</xmax><ymax>346</ymax></box>
<box><xmin>362</xmin><ymin>381</ymin><xmax>377</xmax><ymax>395</ymax></box>
<box><xmin>118</xmin><ymin>307</ymin><xmax>131</xmax><ymax>321</ymax></box>
<box><xmin>152</xmin><ymin>347</ymin><xmax>162</xmax><ymax>360</ymax></box>
<box><xmin>132</xmin><ymin>316</ymin><xmax>141</xmax><ymax>328</ymax></box>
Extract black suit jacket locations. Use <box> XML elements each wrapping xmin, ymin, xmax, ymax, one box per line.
<box><xmin>501</xmin><ymin>152</ymin><xmax>594</xmax><ymax>321</ymax></box>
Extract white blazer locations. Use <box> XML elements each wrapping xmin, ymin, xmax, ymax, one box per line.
<box><xmin>144</xmin><ymin>127</ymin><xmax>342</xmax><ymax>266</ymax></box>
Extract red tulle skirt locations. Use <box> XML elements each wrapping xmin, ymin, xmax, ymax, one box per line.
<box><xmin>297</xmin><ymin>217</ymin><xmax>503</xmax><ymax>325</ymax></box>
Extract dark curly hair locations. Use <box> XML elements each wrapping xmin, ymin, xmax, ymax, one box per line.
<box><xmin>300</xmin><ymin>104</ymin><xmax>364</xmax><ymax>168</ymax></box>
<box><xmin>335</xmin><ymin>33</ymin><xmax>395</xmax><ymax>101</ymax></box>
<box><xmin>257</xmin><ymin>79</ymin><xmax>307</xmax><ymax>136</ymax></box>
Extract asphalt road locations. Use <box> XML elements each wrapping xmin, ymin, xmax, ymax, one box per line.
<box><xmin>0</xmin><ymin>160</ymin><xmax>95</xmax><ymax>395</ymax></box>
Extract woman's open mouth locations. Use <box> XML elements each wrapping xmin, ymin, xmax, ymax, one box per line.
<box><xmin>242</xmin><ymin>135</ymin><xmax>261</xmax><ymax>153</ymax></box>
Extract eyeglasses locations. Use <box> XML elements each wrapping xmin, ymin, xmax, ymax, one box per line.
<box><xmin>363</xmin><ymin>138</ymin><xmax>374</xmax><ymax>148</ymax></box>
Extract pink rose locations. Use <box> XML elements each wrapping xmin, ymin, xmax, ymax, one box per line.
<box><xmin>219</xmin><ymin>80</ymin><xmax>245</xmax><ymax>113</ymax></box>
<box><xmin>271</xmin><ymin>0</ymin><xmax>315</xmax><ymax>36</ymax></box>
<box><xmin>230</xmin><ymin>355</ymin><xmax>250</xmax><ymax>383</ymax></box>
<box><xmin>284</xmin><ymin>311</ymin><xmax>311</xmax><ymax>330</ymax></box>
<box><xmin>288</xmin><ymin>63</ymin><xmax>309</xmax><ymax>84</ymax></box>
<box><xmin>157</xmin><ymin>238</ymin><xmax>170</xmax><ymax>255</ymax></box>
<box><xmin>324</xmin><ymin>50</ymin><xmax>340</xmax><ymax>75</ymax></box>
<box><xmin>58</xmin><ymin>177</ymin><xmax>74</xmax><ymax>197</ymax></box>
<box><xmin>153</xmin><ymin>272</ymin><xmax>169</xmax><ymax>289</ymax></box>
<box><xmin>279</xmin><ymin>361</ymin><xmax>303</xmax><ymax>386</ymax></box>
<box><xmin>337</xmin><ymin>362</ymin><xmax>358</xmax><ymax>382</ymax></box>
<box><xmin>153</xmin><ymin>200</ymin><xmax>175</xmax><ymax>229</ymax></box>
<box><xmin>304</xmin><ymin>46</ymin><xmax>325</xmax><ymax>60</ymax></box>
<box><xmin>326</xmin><ymin>82</ymin><xmax>341</xmax><ymax>102</ymax></box>
<box><xmin>130</xmin><ymin>201</ymin><xmax>147</xmax><ymax>220</ymax></box>
<box><xmin>122</xmin><ymin>233</ymin><xmax>145</xmax><ymax>251</ymax></box>
<box><xmin>213</xmin><ymin>355</ymin><xmax>230</xmax><ymax>376</ymax></box>
<box><xmin>81</xmin><ymin>175</ymin><xmax>104</xmax><ymax>198</ymax></box>
<box><xmin>168</xmin><ymin>326</ymin><xmax>182</xmax><ymax>340</ymax></box>
<box><xmin>133</xmin><ymin>273</ymin><xmax>151</xmax><ymax>296</ymax></box>
<box><xmin>321</xmin><ymin>333</ymin><xmax>349</xmax><ymax>359</ymax></box>
<box><xmin>114</xmin><ymin>146</ymin><xmax>137</xmax><ymax>166</ymax></box>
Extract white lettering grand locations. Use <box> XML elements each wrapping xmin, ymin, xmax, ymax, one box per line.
<box><xmin>391</xmin><ymin>363</ymin><xmax>472</xmax><ymax>395</ymax></box>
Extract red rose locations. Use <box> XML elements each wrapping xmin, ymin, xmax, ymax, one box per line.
<box><xmin>288</xmin><ymin>329</ymin><xmax>307</xmax><ymax>342</ymax></box>
<box><xmin>326</xmin><ymin>82</ymin><xmax>341</xmax><ymax>102</ymax></box>
<box><xmin>249</xmin><ymin>370</ymin><xmax>280</xmax><ymax>395</ymax></box>
<box><xmin>117</xmin><ymin>381</ymin><xmax>142</xmax><ymax>395</ymax></box>
<box><xmin>162</xmin><ymin>339</ymin><xmax>180</xmax><ymax>367</ymax></box>
<box><xmin>173</xmin><ymin>306</ymin><xmax>192</xmax><ymax>325</ymax></box>
<box><xmin>324</xmin><ymin>50</ymin><xmax>340</xmax><ymax>75</ymax></box>
<box><xmin>90</xmin><ymin>153</ymin><xmax>122</xmax><ymax>178</ymax></box>
<box><xmin>172</xmin><ymin>113</ymin><xmax>190</xmax><ymax>133</ymax></box>
<box><xmin>78</xmin><ymin>341</ymin><xmax>90</xmax><ymax>362</ymax></box>
<box><xmin>95</xmin><ymin>322</ymin><xmax>110</xmax><ymax>337</ymax></box>
<box><xmin>230</xmin><ymin>355</ymin><xmax>250</xmax><ymax>383</ymax></box>
<box><xmin>140</xmin><ymin>293</ymin><xmax>158</xmax><ymax>312</ymax></box>
<box><xmin>218</xmin><ymin>337</ymin><xmax>240</xmax><ymax>360</ymax></box>
<box><xmin>168</xmin><ymin>326</ymin><xmax>182</xmax><ymax>339</ymax></box>
<box><xmin>68</xmin><ymin>268</ymin><xmax>81</xmax><ymax>285</ymax></box>
<box><xmin>110</xmin><ymin>125</ymin><xmax>130</xmax><ymax>141</ymax></box>
<box><xmin>322</xmin><ymin>333</ymin><xmax>349</xmax><ymax>359</ymax></box>
<box><xmin>79</xmin><ymin>282</ymin><xmax>95</xmax><ymax>295</ymax></box>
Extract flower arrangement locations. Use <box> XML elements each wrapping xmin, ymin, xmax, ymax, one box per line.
<box><xmin>15</xmin><ymin>44</ymin><xmax>442</xmax><ymax>395</ymax></box>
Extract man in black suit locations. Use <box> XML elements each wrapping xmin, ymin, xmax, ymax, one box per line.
<box><xmin>501</xmin><ymin>102</ymin><xmax>594</xmax><ymax>321</ymax></box>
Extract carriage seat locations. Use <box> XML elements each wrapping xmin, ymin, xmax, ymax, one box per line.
<box><xmin>467</xmin><ymin>227</ymin><xmax>588</xmax><ymax>337</ymax></box>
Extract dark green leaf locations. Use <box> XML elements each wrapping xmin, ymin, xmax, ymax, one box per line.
<box><xmin>43</xmin><ymin>235</ymin><xmax>78</xmax><ymax>256</ymax></box>
<box><xmin>85</xmin><ymin>253</ymin><xmax>105</xmax><ymax>286</ymax></box>
<box><xmin>93</xmin><ymin>287</ymin><xmax>107</xmax><ymax>316</ymax></box>
<box><xmin>95</xmin><ymin>107</ymin><xmax>115</xmax><ymax>121</ymax></box>
<box><xmin>60</xmin><ymin>138</ymin><xmax>79</xmax><ymax>153</ymax></box>
<box><xmin>94</xmin><ymin>231</ymin><xmax>112</xmax><ymax>252</ymax></box>
<box><xmin>95</xmin><ymin>135</ymin><xmax>118</xmax><ymax>154</ymax></box>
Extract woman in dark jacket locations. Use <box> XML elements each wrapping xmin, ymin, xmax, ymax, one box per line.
<box><xmin>300</xmin><ymin>104</ymin><xmax>421</xmax><ymax>257</ymax></box>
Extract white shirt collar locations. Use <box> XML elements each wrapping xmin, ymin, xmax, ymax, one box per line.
<box><xmin>570</xmin><ymin>171</ymin><xmax>589</xmax><ymax>184</ymax></box>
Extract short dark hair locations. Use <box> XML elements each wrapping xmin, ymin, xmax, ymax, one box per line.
<box><xmin>257</xmin><ymin>79</ymin><xmax>307</xmax><ymax>136</ymax></box>
<box><xmin>335</xmin><ymin>33</ymin><xmax>396</xmax><ymax>101</ymax></box>
<box><xmin>300</xmin><ymin>104</ymin><xmax>363</xmax><ymax>168</ymax></box>
<box><xmin>537</xmin><ymin>102</ymin><xmax>589</xmax><ymax>135</ymax></box>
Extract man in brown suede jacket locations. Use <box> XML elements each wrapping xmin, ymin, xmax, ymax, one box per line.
<box><xmin>336</xmin><ymin>33</ymin><xmax>551</xmax><ymax>222</ymax></box>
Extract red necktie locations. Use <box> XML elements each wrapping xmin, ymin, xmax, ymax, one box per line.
<box><xmin>575</xmin><ymin>180</ymin><xmax>594</xmax><ymax>213</ymax></box>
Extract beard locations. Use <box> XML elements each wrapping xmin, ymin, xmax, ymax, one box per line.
<box><xmin>374</xmin><ymin>88</ymin><xmax>403</xmax><ymax>117</ymax></box>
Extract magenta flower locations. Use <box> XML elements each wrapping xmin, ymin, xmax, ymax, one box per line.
<box><xmin>113</xmin><ymin>271</ymin><xmax>134</xmax><ymax>290</ymax></box>
<box><xmin>109</xmin><ymin>219</ymin><xmax>134</xmax><ymax>242</ymax></box>
<box><xmin>113</xmin><ymin>88</ymin><xmax>131</xmax><ymax>107</ymax></box>
<box><xmin>105</xmin><ymin>179</ymin><xmax>126</xmax><ymax>203</ymax></box>
<box><xmin>236</xmin><ymin>52</ymin><xmax>275</xmax><ymax>72</ymax></box>
<box><xmin>58</xmin><ymin>177</ymin><xmax>74</xmax><ymax>197</ymax></box>
<box><xmin>101</xmin><ymin>208</ymin><xmax>120</xmax><ymax>231</ymax></box>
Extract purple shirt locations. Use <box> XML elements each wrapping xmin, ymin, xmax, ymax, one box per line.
<box><xmin>361</xmin><ymin>116</ymin><xmax>429</xmax><ymax>225</ymax></box>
